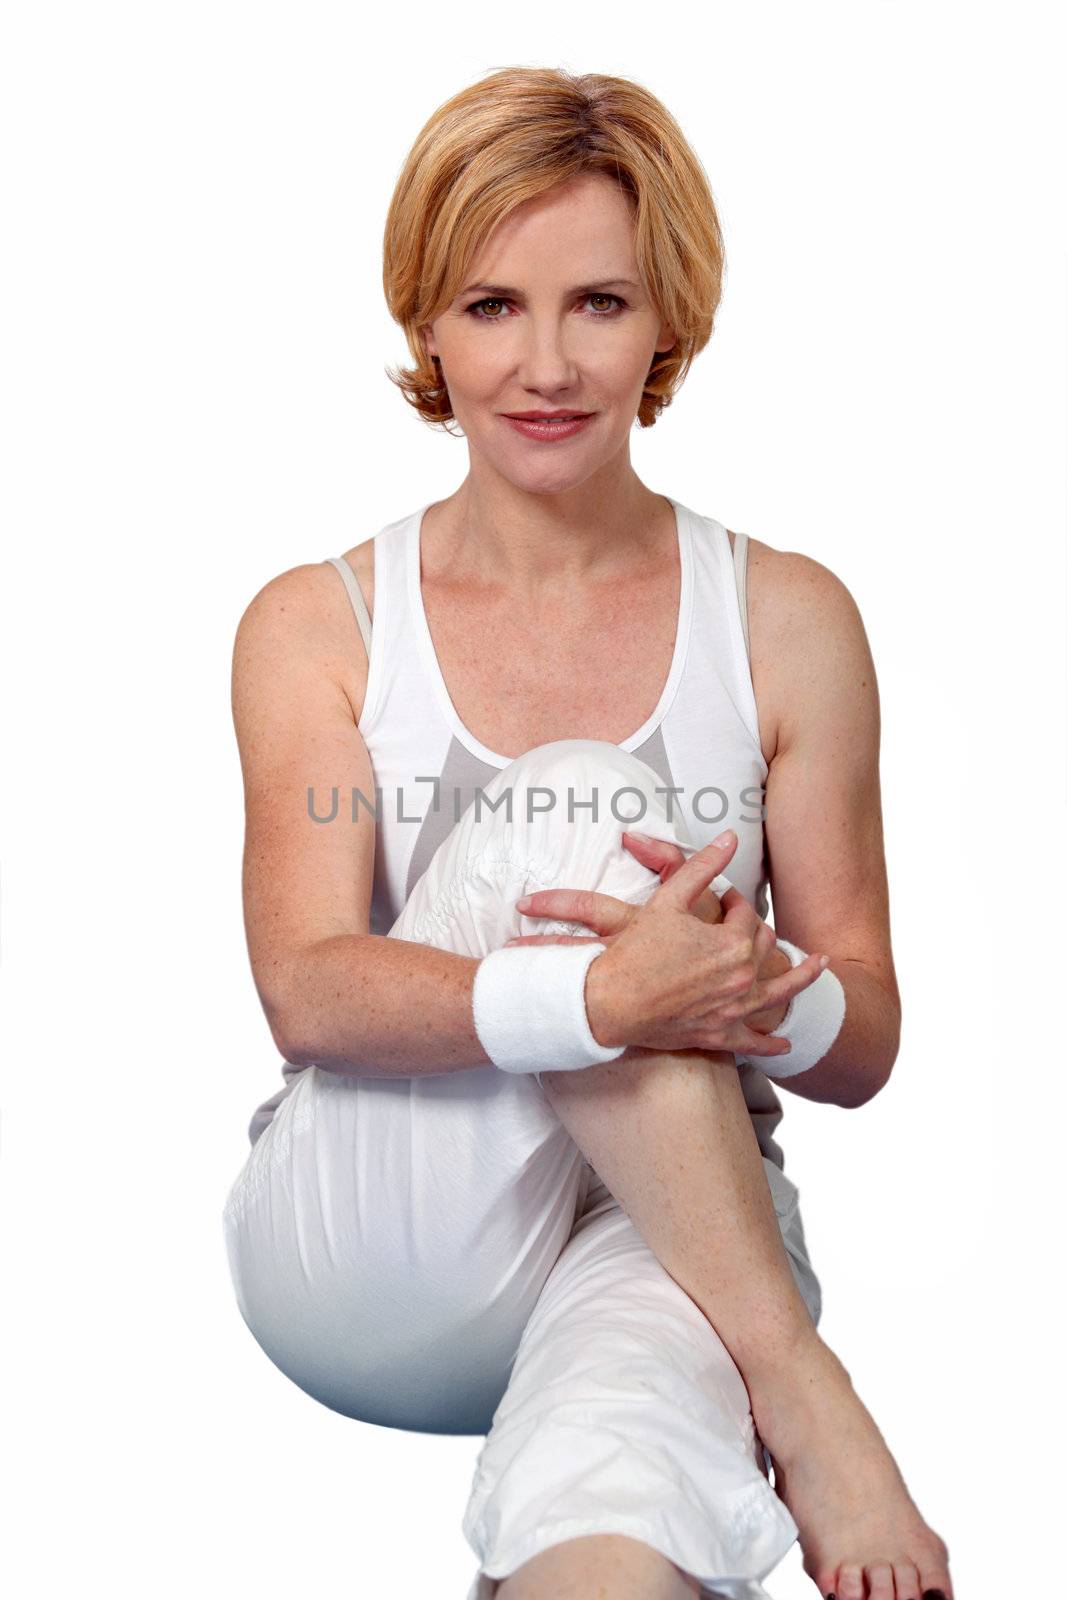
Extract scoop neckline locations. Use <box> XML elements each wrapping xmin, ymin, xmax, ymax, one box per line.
<box><xmin>406</xmin><ymin>496</ymin><xmax>695</xmax><ymax>770</ymax></box>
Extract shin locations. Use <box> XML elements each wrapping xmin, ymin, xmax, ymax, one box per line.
<box><xmin>540</xmin><ymin>1047</ymin><xmax>819</xmax><ymax>1386</ymax></box>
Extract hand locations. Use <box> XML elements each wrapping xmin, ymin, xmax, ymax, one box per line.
<box><xmin>617</xmin><ymin>834</ymin><xmax>793</xmax><ymax>1034</ymax></box>
<box><xmin>502</xmin><ymin>829</ymin><xmax>823</xmax><ymax>1059</ymax></box>
<box><xmin>620</xmin><ymin>834</ymin><xmax>792</xmax><ymax>1035</ymax></box>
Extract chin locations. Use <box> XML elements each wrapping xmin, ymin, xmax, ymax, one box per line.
<box><xmin>503</xmin><ymin>460</ymin><xmax>601</xmax><ymax>497</ymax></box>
<box><xmin>476</xmin><ymin>432</ymin><xmax>622</xmax><ymax>495</ymax></box>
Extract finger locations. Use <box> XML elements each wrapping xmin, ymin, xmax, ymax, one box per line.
<box><xmin>719</xmin><ymin>886</ymin><xmax>758</xmax><ymax>926</ymax></box>
<box><xmin>718</xmin><ymin>889</ymin><xmax>759</xmax><ymax>955</ymax></box>
<box><xmin>620</xmin><ymin>830</ymin><xmax>687</xmax><ymax>881</ymax></box>
<box><xmin>651</xmin><ymin>833</ymin><xmax>739</xmax><ymax>913</ymax></box>
<box><xmin>753</xmin><ymin>950</ymin><xmax>828</xmax><ymax>1013</ymax></box>
<box><xmin>503</xmin><ymin>934</ymin><xmax>603</xmax><ymax>947</ymax></box>
<box><xmin>691</xmin><ymin>885</ymin><xmax>725</xmax><ymax>927</ymax></box>
<box><xmin>733</xmin><ymin>1025</ymin><xmax>794</xmax><ymax>1059</ymax></box>
<box><xmin>514</xmin><ymin>887</ymin><xmax>632</xmax><ymax>936</ymax></box>
<box><xmin>752</xmin><ymin>918</ymin><xmax>777</xmax><ymax>963</ymax></box>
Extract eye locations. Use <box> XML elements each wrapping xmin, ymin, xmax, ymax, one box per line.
<box><xmin>464</xmin><ymin>293</ymin><xmax>627</xmax><ymax>321</ymax></box>
<box><xmin>466</xmin><ymin>298</ymin><xmax>511</xmax><ymax>321</ymax></box>
<box><xmin>585</xmin><ymin>293</ymin><xmax>625</xmax><ymax>317</ymax></box>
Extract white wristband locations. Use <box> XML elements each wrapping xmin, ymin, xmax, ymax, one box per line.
<box><xmin>472</xmin><ymin>942</ymin><xmax>626</xmax><ymax>1075</ymax></box>
<box><xmin>739</xmin><ymin>937</ymin><xmax>846</xmax><ymax>1079</ymax></box>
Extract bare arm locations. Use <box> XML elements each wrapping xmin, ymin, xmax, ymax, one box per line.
<box><xmin>746</xmin><ymin>544</ymin><xmax>902</xmax><ymax>1109</ymax></box>
<box><xmin>233</xmin><ymin>562</ymin><xmax>493</xmax><ymax>1078</ymax></box>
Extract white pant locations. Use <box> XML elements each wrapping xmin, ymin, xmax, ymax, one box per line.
<box><xmin>222</xmin><ymin>740</ymin><xmax>822</xmax><ymax>1600</ymax></box>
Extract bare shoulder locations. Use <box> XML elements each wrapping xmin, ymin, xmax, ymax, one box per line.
<box><xmin>725</xmin><ymin>528</ymin><xmax>877</xmax><ymax>767</ymax></box>
<box><xmin>233</xmin><ymin>550</ymin><xmax>374</xmax><ymax>726</ymax></box>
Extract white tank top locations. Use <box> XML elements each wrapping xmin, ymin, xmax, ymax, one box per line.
<box><xmin>247</xmin><ymin>496</ymin><xmax>789</xmax><ymax>1168</ymax></box>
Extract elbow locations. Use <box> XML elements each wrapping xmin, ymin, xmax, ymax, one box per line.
<box><xmin>277</xmin><ymin>1030</ymin><xmax>322</xmax><ymax>1068</ymax></box>
<box><xmin>266</xmin><ymin>994</ymin><xmax>367</xmax><ymax>1074</ymax></box>
<box><xmin>254</xmin><ymin>940</ymin><xmax>374</xmax><ymax>1073</ymax></box>
<box><xmin>264</xmin><ymin>1005</ymin><xmax>318</xmax><ymax>1067</ymax></box>
<box><xmin>257</xmin><ymin>975</ymin><xmax>321</xmax><ymax>1067</ymax></box>
<box><xmin>874</xmin><ymin>1006</ymin><xmax>903</xmax><ymax>1099</ymax></box>
<box><xmin>253</xmin><ymin>944</ymin><xmax>332</xmax><ymax>1066</ymax></box>
<box><xmin>845</xmin><ymin>1032</ymin><xmax>900</xmax><ymax>1110</ymax></box>
<box><xmin>847</xmin><ymin>1068</ymin><xmax>891</xmax><ymax>1109</ymax></box>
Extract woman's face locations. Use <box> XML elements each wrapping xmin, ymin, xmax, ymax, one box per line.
<box><xmin>422</xmin><ymin>172</ymin><xmax>677</xmax><ymax>493</ymax></box>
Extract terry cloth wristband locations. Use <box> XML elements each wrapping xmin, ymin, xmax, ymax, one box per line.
<box><xmin>739</xmin><ymin>937</ymin><xmax>846</xmax><ymax>1079</ymax></box>
<box><xmin>472</xmin><ymin>942</ymin><xmax>626</xmax><ymax>1075</ymax></box>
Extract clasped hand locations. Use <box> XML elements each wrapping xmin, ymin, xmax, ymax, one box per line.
<box><xmin>503</xmin><ymin>828</ymin><xmax>827</xmax><ymax>1060</ymax></box>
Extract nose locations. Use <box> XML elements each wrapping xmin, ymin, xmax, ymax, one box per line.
<box><xmin>515</xmin><ymin>315</ymin><xmax>580</xmax><ymax>397</ymax></box>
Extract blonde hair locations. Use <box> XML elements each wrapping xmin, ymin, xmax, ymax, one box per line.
<box><xmin>382</xmin><ymin>67</ymin><xmax>726</xmax><ymax>431</ymax></box>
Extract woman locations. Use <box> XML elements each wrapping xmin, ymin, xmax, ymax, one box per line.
<box><xmin>222</xmin><ymin>67</ymin><xmax>954</xmax><ymax>1600</ymax></box>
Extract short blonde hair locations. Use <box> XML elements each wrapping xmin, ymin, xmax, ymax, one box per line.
<box><xmin>382</xmin><ymin>67</ymin><xmax>726</xmax><ymax>431</ymax></box>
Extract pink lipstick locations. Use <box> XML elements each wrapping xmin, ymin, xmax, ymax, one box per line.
<box><xmin>500</xmin><ymin>410</ymin><xmax>596</xmax><ymax>442</ymax></box>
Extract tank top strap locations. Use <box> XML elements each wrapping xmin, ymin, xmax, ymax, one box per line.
<box><xmin>324</xmin><ymin>555</ymin><xmax>372</xmax><ymax>657</ymax></box>
<box><xmin>730</xmin><ymin>530</ymin><xmax>752</xmax><ymax>667</ymax></box>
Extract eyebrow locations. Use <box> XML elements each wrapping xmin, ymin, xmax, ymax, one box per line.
<box><xmin>456</xmin><ymin>278</ymin><xmax>642</xmax><ymax>300</ymax></box>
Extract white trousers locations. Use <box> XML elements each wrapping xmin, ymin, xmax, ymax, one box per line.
<box><xmin>222</xmin><ymin>740</ymin><xmax>823</xmax><ymax>1600</ymax></box>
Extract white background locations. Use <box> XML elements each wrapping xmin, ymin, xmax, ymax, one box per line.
<box><xmin>2</xmin><ymin>3</ymin><xmax>1064</xmax><ymax>1596</ymax></box>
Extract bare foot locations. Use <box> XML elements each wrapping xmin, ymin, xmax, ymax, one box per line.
<box><xmin>748</xmin><ymin>1337</ymin><xmax>954</xmax><ymax>1600</ymax></box>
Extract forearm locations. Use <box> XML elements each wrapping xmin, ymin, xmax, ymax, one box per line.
<box><xmin>273</xmin><ymin>934</ymin><xmax>491</xmax><ymax>1079</ymax></box>
<box><xmin>746</xmin><ymin>946</ymin><xmax>900</xmax><ymax>1109</ymax></box>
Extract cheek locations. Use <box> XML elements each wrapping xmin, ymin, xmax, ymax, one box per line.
<box><xmin>585</xmin><ymin>337</ymin><xmax>658</xmax><ymax>400</ymax></box>
<box><xmin>443</xmin><ymin>340</ymin><xmax>510</xmax><ymax>407</ymax></box>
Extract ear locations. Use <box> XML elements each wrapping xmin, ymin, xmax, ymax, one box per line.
<box><xmin>420</xmin><ymin>325</ymin><xmax>439</xmax><ymax>363</ymax></box>
<box><xmin>654</xmin><ymin>322</ymin><xmax>678</xmax><ymax>354</ymax></box>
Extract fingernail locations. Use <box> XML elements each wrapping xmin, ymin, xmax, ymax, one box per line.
<box><xmin>624</xmin><ymin>829</ymin><xmax>656</xmax><ymax>843</ymax></box>
<box><xmin>922</xmin><ymin>1591</ymin><xmax>948</xmax><ymax>1600</ymax></box>
<box><xmin>712</xmin><ymin>828</ymin><xmax>735</xmax><ymax>846</ymax></box>
<box><xmin>515</xmin><ymin>896</ymin><xmax>532</xmax><ymax>911</ymax></box>
<box><xmin>819</xmin><ymin>955</ymin><xmax>830</xmax><ymax>970</ymax></box>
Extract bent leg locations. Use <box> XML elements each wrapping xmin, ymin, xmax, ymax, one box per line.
<box><xmin>541</xmin><ymin>1048</ymin><xmax>819</xmax><ymax>1384</ymax></box>
<box><xmin>507</xmin><ymin>950</ymin><xmax>951</xmax><ymax>1594</ymax></box>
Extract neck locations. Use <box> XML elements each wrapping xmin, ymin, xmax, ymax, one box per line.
<box><xmin>425</xmin><ymin>468</ymin><xmax>674</xmax><ymax>595</ymax></box>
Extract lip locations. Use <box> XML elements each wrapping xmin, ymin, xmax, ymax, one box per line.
<box><xmin>500</xmin><ymin>412</ymin><xmax>596</xmax><ymax>442</ymax></box>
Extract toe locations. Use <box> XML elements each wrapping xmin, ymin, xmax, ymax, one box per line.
<box><xmin>836</xmin><ymin>1564</ymin><xmax>866</xmax><ymax>1600</ymax></box>
<box><xmin>893</xmin><ymin>1560</ymin><xmax>921</xmax><ymax>1599</ymax></box>
<box><xmin>865</xmin><ymin>1562</ymin><xmax>895</xmax><ymax>1600</ymax></box>
<box><xmin>918</xmin><ymin>1552</ymin><xmax>953</xmax><ymax>1600</ymax></box>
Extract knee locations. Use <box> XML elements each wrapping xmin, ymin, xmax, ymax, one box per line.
<box><xmin>498</xmin><ymin>739</ymin><xmax>675</xmax><ymax>832</ymax></box>
<box><xmin>487</xmin><ymin>738</ymin><xmax>697</xmax><ymax>899</ymax></box>
<box><xmin>392</xmin><ymin>739</ymin><xmax>696</xmax><ymax>948</ymax></box>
